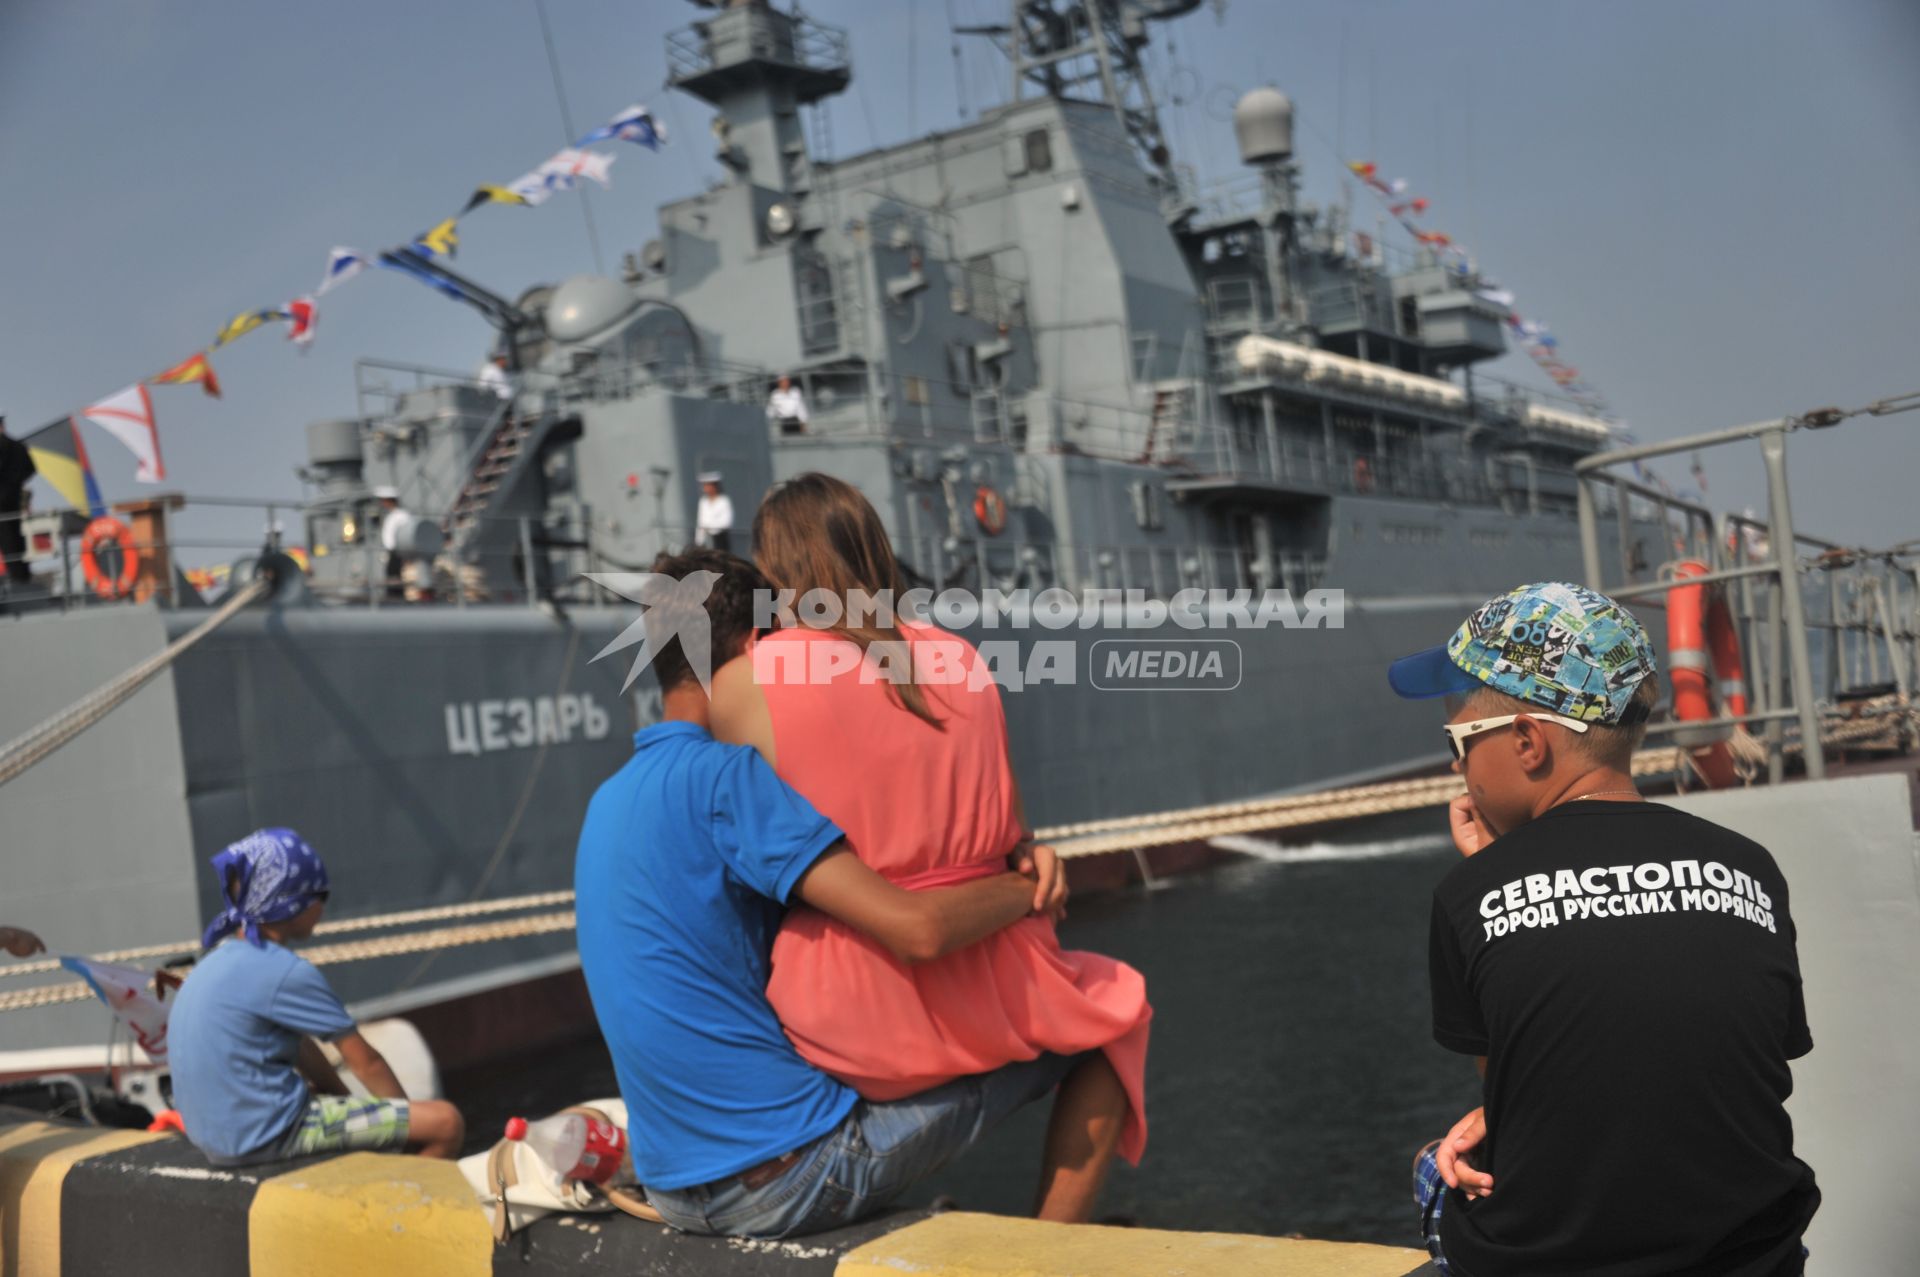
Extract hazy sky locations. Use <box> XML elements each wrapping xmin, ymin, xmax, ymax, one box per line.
<box><xmin>3</xmin><ymin>0</ymin><xmax>1916</xmax><ymax>560</ymax></box>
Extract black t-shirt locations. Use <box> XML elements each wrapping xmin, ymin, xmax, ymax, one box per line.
<box><xmin>1429</xmin><ymin>801</ymin><xmax>1818</xmax><ymax>1277</ymax></box>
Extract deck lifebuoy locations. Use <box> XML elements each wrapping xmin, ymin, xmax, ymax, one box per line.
<box><xmin>973</xmin><ymin>485</ymin><xmax>1008</xmax><ymax>536</ymax></box>
<box><xmin>80</xmin><ymin>516</ymin><xmax>139</xmax><ymax>600</ymax></box>
<box><xmin>1667</xmin><ymin>559</ymin><xmax>1747</xmax><ymax>788</ymax></box>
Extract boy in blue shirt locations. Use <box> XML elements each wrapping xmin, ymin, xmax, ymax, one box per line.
<box><xmin>576</xmin><ymin>549</ymin><xmax>1124</xmax><ymax>1240</ymax></box>
<box><xmin>167</xmin><ymin>829</ymin><xmax>465</xmax><ymax>1165</ymax></box>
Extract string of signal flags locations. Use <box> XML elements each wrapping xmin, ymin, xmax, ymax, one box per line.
<box><xmin>1341</xmin><ymin>160</ymin><xmax>1709</xmax><ymax>500</ymax></box>
<box><xmin>22</xmin><ymin>105</ymin><xmax>665</xmax><ymax>520</ymax></box>
<box><xmin>1343</xmin><ymin>159</ymin><xmax>1608</xmax><ymax>417</ymax></box>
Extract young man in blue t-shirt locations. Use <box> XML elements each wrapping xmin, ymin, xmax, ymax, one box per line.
<box><xmin>576</xmin><ymin>549</ymin><xmax>1125</xmax><ymax>1240</ymax></box>
<box><xmin>167</xmin><ymin>829</ymin><xmax>466</xmax><ymax>1165</ymax></box>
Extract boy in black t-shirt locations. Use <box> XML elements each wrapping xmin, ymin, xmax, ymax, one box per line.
<box><xmin>1388</xmin><ymin>582</ymin><xmax>1818</xmax><ymax>1276</ymax></box>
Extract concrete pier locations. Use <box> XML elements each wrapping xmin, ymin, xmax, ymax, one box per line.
<box><xmin>0</xmin><ymin>1110</ymin><xmax>1433</xmax><ymax>1276</ymax></box>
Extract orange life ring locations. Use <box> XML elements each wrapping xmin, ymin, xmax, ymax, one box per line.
<box><xmin>80</xmin><ymin>516</ymin><xmax>139</xmax><ymax>600</ymax></box>
<box><xmin>973</xmin><ymin>485</ymin><xmax>1008</xmax><ymax>536</ymax></box>
<box><xmin>1667</xmin><ymin>559</ymin><xmax>1746</xmax><ymax>788</ymax></box>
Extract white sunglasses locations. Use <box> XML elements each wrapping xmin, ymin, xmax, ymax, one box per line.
<box><xmin>1444</xmin><ymin>711</ymin><xmax>1590</xmax><ymax>761</ymax></box>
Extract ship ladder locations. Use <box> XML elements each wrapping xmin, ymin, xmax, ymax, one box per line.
<box><xmin>447</xmin><ymin>412</ymin><xmax>536</xmax><ymax>547</ymax></box>
<box><xmin>1137</xmin><ymin>386</ymin><xmax>1187</xmax><ymax>464</ymax></box>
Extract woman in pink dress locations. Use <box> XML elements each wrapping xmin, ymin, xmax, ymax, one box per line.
<box><xmin>709</xmin><ymin>473</ymin><xmax>1151</xmax><ymax>1220</ymax></box>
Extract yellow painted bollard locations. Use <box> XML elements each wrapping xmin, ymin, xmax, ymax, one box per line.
<box><xmin>248</xmin><ymin>1152</ymin><xmax>492</xmax><ymax>1277</ymax></box>
<box><xmin>835</xmin><ymin>1212</ymin><xmax>1430</xmax><ymax>1277</ymax></box>
<box><xmin>0</xmin><ymin>1121</ymin><xmax>164</xmax><ymax>1277</ymax></box>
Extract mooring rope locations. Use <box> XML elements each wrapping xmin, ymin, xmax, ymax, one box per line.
<box><xmin>0</xmin><ymin>889</ymin><xmax>579</xmax><ymax>980</ymax></box>
<box><xmin>0</xmin><ymin>703</ymin><xmax>1906</xmax><ymax>1013</ymax></box>
<box><xmin>0</xmin><ymin>577</ymin><xmax>271</xmax><ymax>789</ymax></box>
<box><xmin>0</xmin><ymin>911</ymin><xmax>578</xmax><ymax>1015</ymax></box>
<box><xmin>1032</xmin><ymin>744</ymin><xmax>1685</xmax><ymax>847</ymax></box>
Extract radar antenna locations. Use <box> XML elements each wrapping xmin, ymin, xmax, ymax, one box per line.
<box><xmin>956</xmin><ymin>1</ymin><xmax>1206</xmax><ymax>189</ymax></box>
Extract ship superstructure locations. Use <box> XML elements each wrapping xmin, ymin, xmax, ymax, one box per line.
<box><xmin>302</xmin><ymin>0</ymin><xmax>1622</xmax><ymax>616</ymax></box>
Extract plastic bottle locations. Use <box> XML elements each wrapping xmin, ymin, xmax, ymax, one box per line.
<box><xmin>503</xmin><ymin>1112</ymin><xmax>626</xmax><ymax>1185</ymax></box>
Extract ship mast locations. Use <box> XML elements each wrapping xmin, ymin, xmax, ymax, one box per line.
<box><xmin>671</xmin><ymin>0</ymin><xmax>851</xmax><ymax>195</ymax></box>
<box><xmin>958</xmin><ymin>0</ymin><xmax>1203</xmax><ymax>191</ymax></box>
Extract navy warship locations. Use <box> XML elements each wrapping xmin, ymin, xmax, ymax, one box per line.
<box><xmin>3</xmin><ymin>0</ymin><xmax>1911</xmax><ymax>1105</ymax></box>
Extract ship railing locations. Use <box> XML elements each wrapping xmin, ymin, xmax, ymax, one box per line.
<box><xmin>312</xmin><ymin>505</ymin><xmax>676</xmax><ymax>611</ymax></box>
<box><xmin>892</xmin><ymin>526</ymin><xmax>1328</xmax><ymax>601</ymax></box>
<box><xmin>353</xmin><ymin>357</ymin><xmax>497</xmax><ymax>423</ymax></box>
<box><xmin>7</xmin><ymin>495</ymin><xmax>1329</xmax><ymax>616</ymax></box>
<box><xmin>1468</xmin><ymin>371</ymin><xmax>1617</xmax><ymax>429</ymax></box>
<box><xmin>1186</xmin><ymin>170</ymin><xmax>1266</xmax><ymax>224</ymax></box>
<box><xmin>1365</xmin><ymin>237</ymin><xmax>1425</xmax><ymax>275</ymax></box>
<box><xmin>1203</xmin><ymin>276</ymin><xmax>1267</xmax><ymax>331</ymax></box>
<box><xmin>1171</xmin><ymin>414</ymin><xmax>1514</xmax><ymax>508</ymax></box>
<box><xmin>570</xmin><ymin>356</ymin><xmax>886</xmax><ymax>438</ymax></box>
<box><xmin>2</xmin><ymin>493</ymin><xmax>614</xmax><ymax>615</ymax></box>
<box><xmin>560</xmin><ymin>351</ymin><xmax>887</xmax><ymax>427</ymax></box>
<box><xmin>2</xmin><ymin>493</ymin><xmax>340</xmax><ymax>614</ymax></box>
<box><xmin>1306</xmin><ymin>277</ymin><xmax>1396</xmax><ymax>335</ymax></box>
<box><xmin>1178</xmin><ymin>170</ymin><xmax>1428</xmax><ymax>274</ymax></box>
<box><xmin>665</xmin><ymin>10</ymin><xmax>849</xmax><ymax>82</ymax></box>
<box><xmin>1005</xmin><ymin>387</ymin><xmax>1507</xmax><ymax>507</ymax></box>
<box><xmin>560</xmin><ymin>350</ymin><xmax>773</xmax><ymax>407</ymax></box>
<box><xmin>357</xmin><ymin>349</ymin><xmax>787</xmax><ymax>417</ymax></box>
<box><xmin>1576</xmin><ymin>393</ymin><xmax>1920</xmax><ymax>784</ymax></box>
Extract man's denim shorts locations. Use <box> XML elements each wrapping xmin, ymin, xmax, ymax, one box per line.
<box><xmin>646</xmin><ymin>1052</ymin><xmax>1085</xmax><ymax>1240</ymax></box>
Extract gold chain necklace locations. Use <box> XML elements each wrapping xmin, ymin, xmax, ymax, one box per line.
<box><xmin>1565</xmin><ymin>789</ymin><xmax>1642</xmax><ymax>803</ymax></box>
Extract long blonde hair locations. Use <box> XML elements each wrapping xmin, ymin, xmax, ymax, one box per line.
<box><xmin>752</xmin><ymin>472</ymin><xmax>943</xmax><ymax>728</ymax></box>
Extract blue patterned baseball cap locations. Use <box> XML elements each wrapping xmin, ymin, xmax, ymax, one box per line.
<box><xmin>1387</xmin><ymin>582</ymin><xmax>1657</xmax><ymax>724</ymax></box>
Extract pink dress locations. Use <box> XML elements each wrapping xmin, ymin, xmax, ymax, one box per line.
<box><xmin>755</xmin><ymin>623</ymin><xmax>1151</xmax><ymax>1164</ymax></box>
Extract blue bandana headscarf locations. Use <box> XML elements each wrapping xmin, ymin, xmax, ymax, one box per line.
<box><xmin>202</xmin><ymin>828</ymin><xmax>331</xmax><ymax>948</ymax></box>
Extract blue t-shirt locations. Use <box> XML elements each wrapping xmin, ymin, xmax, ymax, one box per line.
<box><xmin>575</xmin><ymin>721</ymin><xmax>855</xmax><ymax>1190</ymax></box>
<box><xmin>166</xmin><ymin>938</ymin><xmax>356</xmax><ymax>1163</ymax></box>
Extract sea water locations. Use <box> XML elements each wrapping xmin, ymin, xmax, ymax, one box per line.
<box><xmin>447</xmin><ymin>808</ymin><xmax>1480</xmax><ymax>1246</ymax></box>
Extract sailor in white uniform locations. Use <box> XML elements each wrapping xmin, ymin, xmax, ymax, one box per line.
<box><xmin>695</xmin><ymin>472</ymin><xmax>734</xmax><ymax>554</ymax></box>
<box><xmin>765</xmin><ymin>375</ymin><xmax>808</xmax><ymax>435</ymax></box>
<box><xmin>477</xmin><ymin>354</ymin><xmax>515</xmax><ymax>401</ymax></box>
<box><xmin>373</xmin><ymin>486</ymin><xmax>416</xmax><ymax>600</ymax></box>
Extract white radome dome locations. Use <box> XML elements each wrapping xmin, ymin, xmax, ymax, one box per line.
<box><xmin>545</xmin><ymin>274</ymin><xmax>640</xmax><ymax>343</ymax></box>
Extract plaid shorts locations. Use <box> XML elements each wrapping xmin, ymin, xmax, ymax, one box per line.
<box><xmin>1412</xmin><ymin>1143</ymin><xmax>1453</xmax><ymax>1274</ymax></box>
<box><xmin>279</xmin><ymin>1095</ymin><xmax>411</xmax><ymax>1160</ymax></box>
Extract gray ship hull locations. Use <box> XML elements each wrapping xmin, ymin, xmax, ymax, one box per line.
<box><xmin>0</xmin><ymin>493</ymin><xmax>1632</xmax><ymax>1061</ymax></box>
